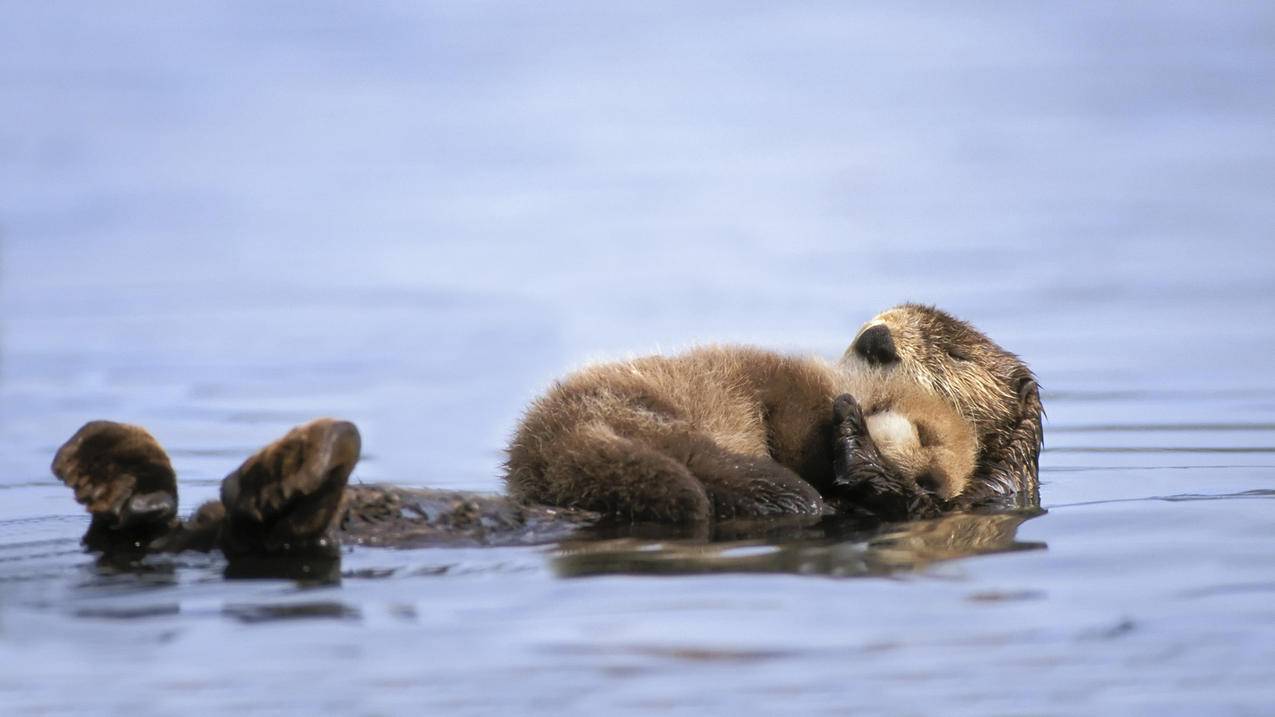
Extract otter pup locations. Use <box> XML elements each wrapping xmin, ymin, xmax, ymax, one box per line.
<box><xmin>851</xmin><ymin>385</ymin><xmax>977</xmax><ymax>503</ymax></box>
<box><xmin>507</xmin><ymin>304</ymin><xmax>1041</xmax><ymax>522</ymax></box>
<box><xmin>51</xmin><ymin>304</ymin><xmax>1041</xmax><ymax>558</ymax></box>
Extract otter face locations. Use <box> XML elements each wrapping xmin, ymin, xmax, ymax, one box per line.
<box><xmin>840</xmin><ymin>304</ymin><xmax>1042</xmax><ymax>498</ymax></box>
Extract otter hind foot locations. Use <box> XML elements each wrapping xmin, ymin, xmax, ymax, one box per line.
<box><xmin>218</xmin><ymin>418</ymin><xmax>361</xmax><ymax>557</ymax></box>
<box><xmin>51</xmin><ymin>421</ymin><xmax>180</xmax><ymax>551</ymax></box>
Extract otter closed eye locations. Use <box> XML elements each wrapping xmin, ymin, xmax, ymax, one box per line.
<box><xmin>916</xmin><ymin>473</ymin><xmax>941</xmax><ymax>494</ymax></box>
<box><xmin>915</xmin><ymin>423</ymin><xmax>935</xmax><ymax>447</ymax></box>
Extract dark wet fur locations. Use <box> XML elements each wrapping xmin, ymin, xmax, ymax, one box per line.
<box><xmin>51</xmin><ymin>421</ymin><xmax>180</xmax><ymax>551</ymax></box>
<box><xmin>55</xmin><ymin>419</ymin><xmax>361</xmax><ymax>559</ymax></box>
<box><xmin>340</xmin><ymin>485</ymin><xmax>597</xmax><ymax>548</ymax></box>
<box><xmin>875</xmin><ymin>303</ymin><xmax>1044</xmax><ymax>507</ymax></box>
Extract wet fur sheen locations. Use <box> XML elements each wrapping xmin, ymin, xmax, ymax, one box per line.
<box><xmin>506</xmin><ymin>304</ymin><xmax>1042</xmax><ymax>522</ymax></box>
<box><xmin>52</xmin><ymin>304</ymin><xmax>1043</xmax><ymax>561</ymax></box>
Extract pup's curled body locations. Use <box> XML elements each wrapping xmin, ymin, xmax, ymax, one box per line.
<box><xmin>507</xmin><ymin>347</ymin><xmax>842</xmax><ymax>522</ymax></box>
<box><xmin>507</xmin><ymin>304</ymin><xmax>1042</xmax><ymax>522</ymax></box>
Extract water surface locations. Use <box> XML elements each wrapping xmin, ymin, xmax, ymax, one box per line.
<box><xmin>2</xmin><ymin>2</ymin><xmax>1274</xmax><ymax>714</ymax></box>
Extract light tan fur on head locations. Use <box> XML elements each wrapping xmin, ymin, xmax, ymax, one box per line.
<box><xmin>506</xmin><ymin>303</ymin><xmax>1041</xmax><ymax>522</ymax></box>
<box><xmin>842</xmin><ymin>362</ymin><xmax>978</xmax><ymax>499</ymax></box>
<box><xmin>838</xmin><ymin>303</ymin><xmax>1042</xmax><ymax>501</ymax></box>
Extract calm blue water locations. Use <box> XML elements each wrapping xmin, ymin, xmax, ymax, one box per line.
<box><xmin>2</xmin><ymin>2</ymin><xmax>1274</xmax><ymax>714</ymax></box>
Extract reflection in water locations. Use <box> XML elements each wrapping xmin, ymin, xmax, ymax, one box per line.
<box><xmin>74</xmin><ymin>604</ymin><xmax>182</xmax><ymax>620</ymax></box>
<box><xmin>223</xmin><ymin>601</ymin><xmax>360</xmax><ymax>624</ymax></box>
<box><xmin>222</xmin><ymin>554</ymin><xmax>343</xmax><ymax>584</ymax></box>
<box><xmin>87</xmin><ymin>551</ymin><xmax>180</xmax><ymax>589</ymax></box>
<box><xmin>552</xmin><ymin>510</ymin><xmax>1045</xmax><ymax>578</ymax></box>
<box><xmin>88</xmin><ymin>545</ymin><xmax>342</xmax><ymax>585</ymax></box>
<box><xmin>79</xmin><ymin>505</ymin><xmax>1044</xmax><ymax>582</ymax></box>
<box><xmin>79</xmin><ymin>507</ymin><xmax>1043</xmax><ymax>584</ymax></box>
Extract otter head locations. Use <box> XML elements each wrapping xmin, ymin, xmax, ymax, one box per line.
<box><xmin>840</xmin><ymin>304</ymin><xmax>1043</xmax><ymax>500</ymax></box>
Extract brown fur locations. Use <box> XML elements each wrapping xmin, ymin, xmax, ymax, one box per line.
<box><xmin>862</xmin><ymin>399</ymin><xmax>976</xmax><ymax>499</ymax></box>
<box><xmin>54</xmin><ymin>418</ymin><xmax>360</xmax><ymax>557</ymax></box>
<box><xmin>505</xmin><ymin>347</ymin><xmax>841</xmax><ymax>522</ymax></box>
<box><xmin>841</xmin><ymin>304</ymin><xmax>1043</xmax><ymax>506</ymax></box>
<box><xmin>215</xmin><ymin>418</ymin><xmax>360</xmax><ymax>556</ymax></box>
<box><xmin>507</xmin><ymin>304</ymin><xmax>1042</xmax><ymax>522</ymax></box>
<box><xmin>51</xmin><ymin>304</ymin><xmax>1042</xmax><ymax>560</ymax></box>
<box><xmin>51</xmin><ymin>421</ymin><xmax>180</xmax><ymax>550</ymax></box>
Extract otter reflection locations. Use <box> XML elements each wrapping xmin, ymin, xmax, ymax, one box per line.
<box><xmin>551</xmin><ymin>509</ymin><xmax>1045</xmax><ymax>578</ymax></box>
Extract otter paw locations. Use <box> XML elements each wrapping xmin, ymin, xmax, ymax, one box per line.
<box><xmin>219</xmin><ymin>418</ymin><xmax>361</xmax><ymax>557</ymax></box>
<box><xmin>832</xmin><ymin>394</ymin><xmax>877</xmax><ymax>488</ymax></box>
<box><xmin>52</xmin><ymin>421</ymin><xmax>180</xmax><ymax>549</ymax></box>
<box><xmin>833</xmin><ymin>393</ymin><xmax>867</xmax><ymax>435</ymax></box>
<box><xmin>708</xmin><ymin>477</ymin><xmax>825</xmax><ymax>519</ymax></box>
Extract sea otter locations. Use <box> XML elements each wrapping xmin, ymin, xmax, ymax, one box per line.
<box><xmin>50</xmin><ymin>304</ymin><xmax>1042</xmax><ymax>558</ymax></box>
<box><xmin>506</xmin><ymin>304</ymin><xmax>1042</xmax><ymax>522</ymax></box>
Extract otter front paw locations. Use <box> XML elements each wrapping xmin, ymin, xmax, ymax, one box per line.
<box><xmin>830</xmin><ymin>394</ymin><xmax>940</xmax><ymax>521</ymax></box>
<box><xmin>833</xmin><ymin>393</ymin><xmax>868</xmax><ymax>436</ymax></box>
<box><xmin>831</xmin><ymin>393</ymin><xmax>876</xmax><ymax>490</ymax></box>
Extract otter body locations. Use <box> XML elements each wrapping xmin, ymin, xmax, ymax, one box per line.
<box><xmin>507</xmin><ymin>304</ymin><xmax>1042</xmax><ymax>523</ymax></box>
<box><xmin>51</xmin><ymin>305</ymin><xmax>1042</xmax><ymax>560</ymax></box>
<box><xmin>507</xmin><ymin>347</ymin><xmax>844</xmax><ymax>522</ymax></box>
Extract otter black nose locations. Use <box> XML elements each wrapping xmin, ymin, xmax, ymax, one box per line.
<box><xmin>853</xmin><ymin>324</ymin><xmax>898</xmax><ymax>365</ymax></box>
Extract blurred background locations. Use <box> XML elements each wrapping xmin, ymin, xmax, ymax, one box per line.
<box><xmin>2</xmin><ymin>2</ymin><xmax>1274</xmax><ymax>713</ymax></box>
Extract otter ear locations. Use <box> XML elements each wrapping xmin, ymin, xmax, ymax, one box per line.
<box><xmin>1010</xmin><ymin>372</ymin><xmax>1044</xmax><ymax>476</ymax></box>
<box><xmin>959</xmin><ymin>372</ymin><xmax>1044</xmax><ymax>509</ymax></box>
<box><xmin>1017</xmin><ymin>376</ymin><xmax>1040</xmax><ymax>412</ymax></box>
<box><xmin>1015</xmin><ymin>374</ymin><xmax>1044</xmax><ymax>438</ymax></box>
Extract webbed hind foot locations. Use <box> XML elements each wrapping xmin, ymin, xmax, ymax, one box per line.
<box><xmin>218</xmin><ymin>418</ymin><xmax>361</xmax><ymax>558</ymax></box>
<box><xmin>52</xmin><ymin>421</ymin><xmax>180</xmax><ymax>552</ymax></box>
